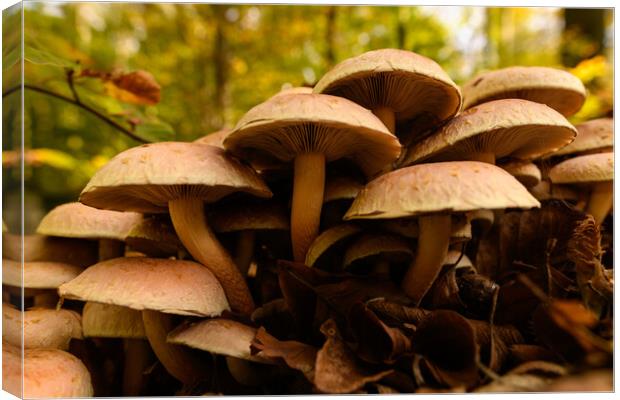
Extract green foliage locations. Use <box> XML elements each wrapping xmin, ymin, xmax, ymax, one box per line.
<box><xmin>4</xmin><ymin>4</ymin><xmax>615</xmax><ymax>218</ymax></box>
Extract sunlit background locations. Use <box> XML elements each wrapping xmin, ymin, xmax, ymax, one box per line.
<box><xmin>2</xmin><ymin>4</ymin><xmax>614</xmax><ymax>232</ymax></box>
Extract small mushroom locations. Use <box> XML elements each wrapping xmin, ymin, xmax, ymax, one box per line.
<box><xmin>461</xmin><ymin>66</ymin><xmax>586</xmax><ymax>117</ymax></box>
<box><xmin>193</xmin><ymin>128</ymin><xmax>231</xmax><ymax>149</ymax></box>
<box><xmin>36</xmin><ymin>202</ymin><xmax>142</xmax><ymax>261</ymax></box>
<box><xmin>314</xmin><ymin>48</ymin><xmax>461</xmax><ymax>142</ymax></box>
<box><xmin>551</xmin><ymin>118</ymin><xmax>613</xmax><ymax>157</ymax></box>
<box><xmin>549</xmin><ymin>152</ymin><xmax>613</xmax><ymax>225</ymax></box>
<box><xmin>343</xmin><ymin>233</ymin><xmax>414</xmax><ymax>278</ymax></box>
<box><xmin>401</xmin><ymin>99</ymin><xmax>577</xmax><ymax>167</ymax></box>
<box><xmin>124</xmin><ymin>215</ymin><xmax>185</xmax><ymax>258</ymax></box>
<box><xmin>2</xmin><ymin>303</ymin><xmax>82</xmax><ymax>350</ymax></box>
<box><xmin>59</xmin><ymin>257</ymin><xmax>230</xmax><ymax>385</ymax></box>
<box><xmin>3</xmin><ymin>341</ymin><xmax>94</xmax><ymax>398</ymax></box>
<box><xmin>80</xmin><ymin>142</ymin><xmax>272</xmax><ymax>315</ymax></box>
<box><xmin>500</xmin><ymin>161</ymin><xmax>542</xmax><ymax>188</ymax></box>
<box><xmin>225</xmin><ymin>93</ymin><xmax>400</xmax><ymax>262</ymax></box>
<box><xmin>82</xmin><ymin>302</ymin><xmax>149</xmax><ymax>395</ymax></box>
<box><xmin>3</xmin><ymin>233</ymin><xmax>98</xmax><ymax>267</ymax></box>
<box><xmin>344</xmin><ymin>161</ymin><xmax>539</xmax><ymax>305</ymax></box>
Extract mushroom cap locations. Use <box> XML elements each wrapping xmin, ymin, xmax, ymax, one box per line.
<box><xmin>343</xmin><ymin>233</ymin><xmax>414</xmax><ymax>268</ymax></box>
<box><xmin>462</xmin><ymin>66</ymin><xmax>586</xmax><ymax>117</ymax></box>
<box><xmin>3</xmin><ymin>233</ymin><xmax>98</xmax><ymax>267</ymax></box>
<box><xmin>58</xmin><ymin>257</ymin><xmax>230</xmax><ymax>317</ymax></box>
<box><xmin>124</xmin><ymin>216</ymin><xmax>184</xmax><ymax>258</ymax></box>
<box><xmin>401</xmin><ymin>99</ymin><xmax>577</xmax><ymax>166</ymax></box>
<box><xmin>548</xmin><ymin>152</ymin><xmax>613</xmax><ymax>184</ymax></box>
<box><xmin>168</xmin><ymin>318</ymin><xmax>271</xmax><ymax>363</ymax></box>
<box><xmin>194</xmin><ymin>128</ymin><xmax>231</xmax><ymax>149</ymax></box>
<box><xmin>3</xmin><ymin>258</ymin><xmax>83</xmax><ymax>289</ymax></box>
<box><xmin>551</xmin><ymin>118</ymin><xmax>613</xmax><ymax>157</ymax></box>
<box><xmin>82</xmin><ymin>302</ymin><xmax>146</xmax><ymax>339</ymax></box>
<box><xmin>224</xmin><ymin>93</ymin><xmax>401</xmax><ymax>178</ymax></box>
<box><xmin>209</xmin><ymin>201</ymin><xmax>289</xmax><ymax>233</ymax></box>
<box><xmin>3</xmin><ymin>303</ymin><xmax>82</xmax><ymax>350</ymax></box>
<box><xmin>271</xmin><ymin>86</ymin><xmax>314</xmax><ymax>99</ymax></box>
<box><xmin>443</xmin><ymin>250</ymin><xmax>474</xmax><ymax>269</ymax></box>
<box><xmin>80</xmin><ymin>142</ymin><xmax>272</xmax><ymax>214</ymax></box>
<box><xmin>36</xmin><ymin>202</ymin><xmax>142</xmax><ymax>240</ymax></box>
<box><xmin>3</xmin><ymin>342</ymin><xmax>93</xmax><ymax>398</ymax></box>
<box><xmin>529</xmin><ymin>180</ymin><xmax>579</xmax><ymax>202</ymax></box>
<box><xmin>305</xmin><ymin>223</ymin><xmax>362</xmax><ymax>267</ymax></box>
<box><xmin>323</xmin><ymin>173</ymin><xmax>364</xmax><ymax>203</ymax></box>
<box><xmin>314</xmin><ymin>48</ymin><xmax>462</xmax><ymax>127</ymax></box>
<box><xmin>500</xmin><ymin>161</ymin><xmax>542</xmax><ymax>188</ymax></box>
<box><xmin>344</xmin><ymin>161</ymin><xmax>540</xmax><ymax>220</ymax></box>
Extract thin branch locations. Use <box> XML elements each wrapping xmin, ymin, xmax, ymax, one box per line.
<box><xmin>66</xmin><ymin>69</ymin><xmax>81</xmax><ymax>104</ymax></box>
<box><xmin>3</xmin><ymin>84</ymin><xmax>147</xmax><ymax>143</ymax></box>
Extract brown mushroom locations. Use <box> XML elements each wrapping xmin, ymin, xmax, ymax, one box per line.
<box><xmin>224</xmin><ymin>93</ymin><xmax>400</xmax><ymax>262</ymax></box>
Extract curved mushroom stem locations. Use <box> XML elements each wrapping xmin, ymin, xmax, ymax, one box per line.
<box><xmin>169</xmin><ymin>197</ymin><xmax>255</xmax><ymax>315</ymax></box>
<box><xmin>469</xmin><ymin>152</ymin><xmax>496</xmax><ymax>164</ymax></box>
<box><xmin>291</xmin><ymin>152</ymin><xmax>326</xmax><ymax>262</ymax></box>
<box><xmin>402</xmin><ymin>214</ymin><xmax>452</xmax><ymax>306</ymax></box>
<box><xmin>98</xmin><ymin>239</ymin><xmax>125</xmax><ymax>261</ymax></box>
<box><xmin>234</xmin><ymin>230</ymin><xmax>256</xmax><ymax>276</ymax></box>
<box><xmin>141</xmin><ymin>310</ymin><xmax>205</xmax><ymax>385</ymax></box>
<box><xmin>586</xmin><ymin>181</ymin><xmax>613</xmax><ymax>226</ymax></box>
<box><xmin>122</xmin><ymin>338</ymin><xmax>150</xmax><ymax>396</ymax></box>
<box><xmin>372</xmin><ymin>106</ymin><xmax>396</xmax><ymax>135</ymax></box>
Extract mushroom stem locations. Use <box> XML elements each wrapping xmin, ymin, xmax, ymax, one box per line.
<box><xmin>141</xmin><ymin>310</ymin><xmax>205</xmax><ymax>385</ymax></box>
<box><xmin>33</xmin><ymin>292</ymin><xmax>59</xmax><ymax>308</ymax></box>
<box><xmin>586</xmin><ymin>181</ymin><xmax>613</xmax><ymax>225</ymax></box>
<box><xmin>372</xmin><ymin>106</ymin><xmax>396</xmax><ymax>134</ymax></box>
<box><xmin>98</xmin><ymin>239</ymin><xmax>125</xmax><ymax>261</ymax></box>
<box><xmin>401</xmin><ymin>214</ymin><xmax>451</xmax><ymax>306</ymax></box>
<box><xmin>469</xmin><ymin>152</ymin><xmax>496</xmax><ymax>164</ymax></box>
<box><xmin>234</xmin><ymin>230</ymin><xmax>256</xmax><ymax>276</ymax></box>
<box><xmin>226</xmin><ymin>357</ymin><xmax>262</xmax><ymax>386</ymax></box>
<box><xmin>169</xmin><ymin>197</ymin><xmax>255</xmax><ymax>315</ymax></box>
<box><xmin>122</xmin><ymin>338</ymin><xmax>150</xmax><ymax>396</ymax></box>
<box><xmin>291</xmin><ymin>152</ymin><xmax>326</xmax><ymax>262</ymax></box>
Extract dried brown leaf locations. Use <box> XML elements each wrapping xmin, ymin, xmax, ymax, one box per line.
<box><xmin>106</xmin><ymin>70</ymin><xmax>161</xmax><ymax>105</ymax></box>
<box><xmin>250</xmin><ymin>327</ymin><xmax>317</xmax><ymax>382</ymax></box>
<box><xmin>314</xmin><ymin>319</ymin><xmax>393</xmax><ymax>393</ymax></box>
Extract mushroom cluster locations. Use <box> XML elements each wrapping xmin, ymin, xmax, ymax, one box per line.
<box><xmin>3</xmin><ymin>49</ymin><xmax>613</xmax><ymax>396</ymax></box>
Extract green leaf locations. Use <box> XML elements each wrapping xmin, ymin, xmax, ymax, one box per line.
<box><xmin>24</xmin><ymin>45</ymin><xmax>77</xmax><ymax>68</ymax></box>
<box><xmin>3</xmin><ymin>45</ymin><xmax>20</xmax><ymax>70</ymax></box>
<box><xmin>134</xmin><ymin>120</ymin><xmax>175</xmax><ymax>142</ymax></box>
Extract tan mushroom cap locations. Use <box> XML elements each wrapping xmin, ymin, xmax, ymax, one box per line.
<box><xmin>3</xmin><ymin>259</ymin><xmax>83</xmax><ymax>289</ymax></box>
<box><xmin>305</xmin><ymin>223</ymin><xmax>362</xmax><ymax>267</ymax></box>
<box><xmin>37</xmin><ymin>202</ymin><xmax>142</xmax><ymax>240</ymax></box>
<box><xmin>324</xmin><ymin>174</ymin><xmax>364</xmax><ymax>203</ymax></box>
<box><xmin>3</xmin><ymin>303</ymin><xmax>82</xmax><ymax>350</ymax></box>
<box><xmin>343</xmin><ymin>233</ymin><xmax>414</xmax><ymax>268</ymax></box>
<box><xmin>548</xmin><ymin>152</ymin><xmax>613</xmax><ymax>184</ymax></box>
<box><xmin>80</xmin><ymin>142</ymin><xmax>272</xmax><ymax>214</ymax></box>
<box><xmin>82</xmin><ymin>302</ymin><xmax>146</xmax><ymax>339</ymax></box>
<box><xmin>125</xmin><ymin>216</ymin><xmax>184</xmax><ymax>257</ymax></box>
<box><xmin>224</xmin><ymin>93</ymin><xmax>401</xmax><ymax>178</ymax></box>
<box><xmin>443</xmin><ymin>250</ymin><xmax>474</xmax><ymax>269</ymax></box>
<box><xmin>58</xmin><ymin>257</ymin><xmax>230</xmax><ymax>317</ymax></box>
<box><xmin>209</xmin><ymin>202</ymin><xmax>289</xmax><ymax>233</ymax></box>
<box><xmin>345</xmin><ymin>161</ymin><xmax>540</xmax><ymax>220</ymax></box>
<box><xmin>462</xmin><ymin>66</ymin><xmax>586</xmax><ymax>117</ymax></box>
<box><xmin>271</xmin><ymin>86</ymin><xmax>313</xmax><ymax>99</ymax></box>
<box><xmin>3</xmin><ymin>342</ymin><xmax>93</xmax><ymax>398</ymax></box>
<box><xmin>168</xmin><ymin>318</ymin><xmax>271</xmax><ymax>363</ymax></box>
<box><xmin>401</xmin><ymin>99</ymin><xmax>577</xmax><ymax>166</ymax></box>
<box><xmin>529</xmin><ymin>180</ymin><xmax>579</xmax><ymax>202</ymax></box>
<box><xmin>194</xmin><ymin>128</ymin><xmax>231</xmax><ymax>149</ymax></box>
<box><xmin>551</xmin><ymin>118</ymin><xmax>613</xmax><ymax>157</ymax></box>
<box><xmin>314</xmin><ymin>49</ymin><xmax>462</xmax><ymax>125</ymax></box>
<box><xmin>3</xmin><ymin>233</ymin><xmax>98</xmax><ymax>267</ymax></box>
<box><xmin>500</xmin><ymin>161</ymin><xmax>542</xmax><ymax>188</ymax></box>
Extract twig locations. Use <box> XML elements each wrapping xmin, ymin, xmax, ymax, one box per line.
<box><xmin>66</xmin><ymin>69</ymin><xmax>81</xmax><ymax>104</ymax></box>
<box><xmin>3</xmin><ymin>84</ymin><xmax>147</xmax><ymax>143</ymax></box>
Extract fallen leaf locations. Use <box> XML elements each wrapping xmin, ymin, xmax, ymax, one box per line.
<box><xmin>106</xmin><ymin>70</ymin><xmax>161</xmax><ymax>105</ymax></box>
<box><xmin>314</xmin><ymin>319</ymin><xmax>393</xmax><ymax>393</ymax></box>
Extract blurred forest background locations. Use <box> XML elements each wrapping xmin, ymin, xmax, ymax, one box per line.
<box><xmin>2</xmin><ymin>4</ymin><xmax>614</xmax><ymax>232</ymax></box>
